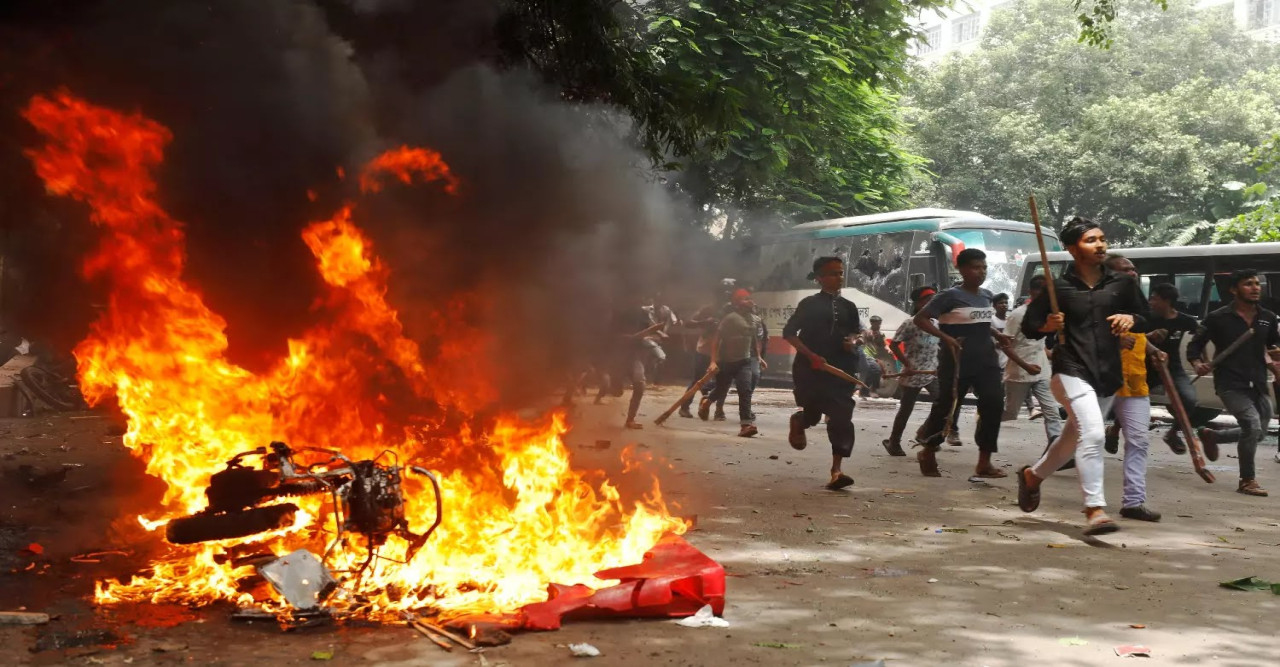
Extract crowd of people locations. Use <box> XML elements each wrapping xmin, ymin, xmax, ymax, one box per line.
<box><xmin>583</xmin><ymin>216</ymin><xmax>1280</xmax><ymax>534</ymax></box>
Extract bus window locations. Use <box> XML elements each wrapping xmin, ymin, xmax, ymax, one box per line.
<box><xmin>846</xmin><ymin>232</ymin><xmax>912</xmax><ymax>310</ymax></box>
<box><xmin>756</xmin><ymin>240</ymin><xmax>816</xmax><ymax>291</ymax></box>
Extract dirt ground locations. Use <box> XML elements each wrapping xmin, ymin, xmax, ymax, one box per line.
<box><xmin>2</xmin><ymin>385</ymin><xmax>1279</xmax><ymax>666</ymax></box>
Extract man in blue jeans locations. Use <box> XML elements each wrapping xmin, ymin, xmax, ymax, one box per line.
<box><xmin>1187</xmin><ymin>269</ymin><xmax>1280</xmax><ymax>497</ymax></box>
<box><xmin>700</xmin><ymin>288</ymin><xmax>760</xmax><ymax>438</ymax></box>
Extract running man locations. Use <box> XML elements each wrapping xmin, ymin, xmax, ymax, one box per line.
<box><xmin>1146</xmin><ymin>282</ymin><xmax>1202</xmax><ymax>454</ymax></box>
<box><xmin>885</xmin><ymin>286</ymin><xmax>940</xmax><ymax>457</ymax></box>
<box><xmin>1016</xmin><ymin>218</ymin><xmax>1149</xmax><ymax>535</ymax></box>
<box><xmin>911</xmin><ymin>249</ymin><xmax>1008</xmax><ymax>479</ymax></box>
<box><xmin>783</xmin><ymin>256</ymin><xmax>862</xmax><ymax>490</ymax></box>
<box><xmin>1104</xmin><ymin>254</ymin><xmax>1163</xmax><ymax>522</ymax></box>
<box><xmin>700</xmin><ymin>288</ymin><xmax>761</xmax><ymax>438</ymax></box>
<box><xmin>1187</xmin><ymin>269</ymin><xmax>1280</xmax><ymax>497</ymax></box>
<box><xmin>1003</xmin><ymin>275</ymin><xmax>1063</xmax><ymax>445</ymax></box>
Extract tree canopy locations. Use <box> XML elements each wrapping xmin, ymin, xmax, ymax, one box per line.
<box><xmin>497</xmin><ymin>0</ymin><xmax>947</xmax><ymax>236</ymax></box>
<box><xmin>904</xmin><ymin>0</ymin><xmax>1280</xmax><ymax>243</ymax></box>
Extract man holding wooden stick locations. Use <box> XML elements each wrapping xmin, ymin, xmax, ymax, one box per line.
<box><xmin>884</xmin><ymin>286</ymin><xmax>941</xmax><ymax>457</ymax></box>
<box><xmin>783</xmin><ymin>256</ymin><xmax>863</xmax><ymax>490</ymax></box>
<box><xmin>699</xmin><ymin>288</ymin><xmax>762</xmax><ymax>438</ymax></box>
<box><xmin>910</xmin><ymin>248</ymin><xmax>1009</xmax><ymax>479</ymax></box>
<box><xmin>1187</xmin><ymin>269</ymin><xmax>1280</xmax><ymax>497</ymax></box>
<box><xmin>1016</xmin><ymin>218</ymin><xmax>1149</xmax><ymax>536</ymax></box>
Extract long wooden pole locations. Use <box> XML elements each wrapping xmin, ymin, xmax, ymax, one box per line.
<box><xmin>1151</xmin><ymin>351</ymin><xmax>1214</xmax><ymax>483</ymax></box>
<box><xmin>819</xmin><ymin>362</ymin><xmax>871</xmax><ymax>389</ymax></box>
<box><xmin>1028</xmin><ymin>195</ymin><xmax>1063</xmax><ymax>344</ymax></box>
<box><xmin>1190</xmin><ymin>329</ymin><xmax>1254</xmax><ymax>385</ymax></box>
<box><xmin>654</xmin><ymin>366</ymin><xmax>718</xmax><ymax>425</ymax></box>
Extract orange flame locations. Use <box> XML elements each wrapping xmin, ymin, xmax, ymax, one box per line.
<box><xmin>23</xmin><ymin>90</ymin><xmax>685</xmax><ymax>617</ymax></box>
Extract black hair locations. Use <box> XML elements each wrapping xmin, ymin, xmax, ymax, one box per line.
<box><xmin>1060</xmin><ymin>216</ymin><xmax>1102</xmax><ymax>247</ymax></box>
<box><xmin>955</xmin><ymin>248</ymin><xmax>986</xmax><ymax>268</ymax></box>
<box><xmin>1229</xmin><ymin>268</ymin><xmax>1259</xmax><ymax>288</ymax></box>
<box><xmin>910</xmin><ymin>285</ymin><xmax>937</xmax><ymax>301</ymax></box>
<box><xmin>1150</xmin><ymin>283</ymin><xmax>1179</xmax><ymax>303</ymax></box>
<box><xmin>1029</xmin><ymin>275</ymin><xmax>1048</xmax><ymax>291</ymax></box>
<box><xmin>1103</xmin><ymin>253</ymin><xmax>1129</xmax><ymax>270</ymax></box>
<box><xmin>870</xmin><ymin>315</ymin><xmax>882</xmax><ymax>321</ymax></box>
<box><xmin>812</xmin><ymin>256</ymin><xmax>843</xmax><ymax>275</ymax></box>
<box><xmin>993</xmin><ymin>293</ymin><xmax>1009</xmax><ymax>304</ymax></box>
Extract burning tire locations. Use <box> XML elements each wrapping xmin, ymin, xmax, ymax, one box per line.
<box><xmin>165</xmin><ymin>504</ymin><xmax>299</xmax><ymax>545</ymax></box>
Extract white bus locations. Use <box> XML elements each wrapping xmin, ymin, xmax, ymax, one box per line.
<box><xmin>740</xmin><ymin>209</ymin><xmax>1062</xmax><ymax>385</ymax></box>
<box><xmin>1017</xmin><ymin>242</ymin><xmax>1280</xmax><ymax>418</ymax></box>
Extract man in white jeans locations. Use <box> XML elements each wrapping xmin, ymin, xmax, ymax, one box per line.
<box><xmin>1016</xmin><ymin>219</ymin><xmax>1149</xmax><ymax>536</ymax></box>
<box><xmin>1003</xmin><ymin>275</ymin><xmax>1063</xmax><ymax>445</ymax></box>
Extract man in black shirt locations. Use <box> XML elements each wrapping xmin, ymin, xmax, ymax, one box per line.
<box><xmin>1146</xmin><ymin>283</ymin><xmax>1202</xmax><ymax>454</ymax></box>
<box><xmin>911</xmin><ymin>248</ymin><xmax>1009</xmax><ymax>479</ymax></box>
<box><xmin>1187</xmin><ymin>269</ymin><xmax>1280</xmax><ymax>497</ymax></box>
<box><xmin>1017</xmin><ymin>218</ymin><xmax>1148</xmax><ymax>536</ymax></box>
<box><xmin>783</xmin><ymin>256</ymin><xmax>862</xmax><ymax>490</ymax></box>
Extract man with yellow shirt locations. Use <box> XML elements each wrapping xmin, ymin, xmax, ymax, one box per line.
<box><xmin>1106</xmin><ymin>255</ymin><xmax>1162</xmax><ymax>522</ymax></box>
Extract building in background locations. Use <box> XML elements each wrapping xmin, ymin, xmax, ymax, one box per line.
<box><xmin>912</xmin><ymin>0</ymin><xmax>1280</xmax><ymax>63</ymax></box>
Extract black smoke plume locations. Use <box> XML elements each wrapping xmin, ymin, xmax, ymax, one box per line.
<box><xmin>0</xmin><ymin>0</ymin><xmax>722</xmax><ymax>405</ymax></box>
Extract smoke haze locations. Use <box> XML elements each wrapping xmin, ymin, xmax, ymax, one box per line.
<box><xmin>0</xmin><ymin>0</ymin><xmax>716</xmax><ymax>405</ymax></box>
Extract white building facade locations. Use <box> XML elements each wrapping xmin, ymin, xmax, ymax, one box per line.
<box><xmin>911</xmin><ymin>0</ymin><xmax>1280</xmax><ymax>63</ymax></box>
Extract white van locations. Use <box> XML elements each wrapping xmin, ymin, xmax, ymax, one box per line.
<box><xmin>1018</xmin><ymin>242</ymin><xmax>1280</xmax><ymax>419</ymax></box>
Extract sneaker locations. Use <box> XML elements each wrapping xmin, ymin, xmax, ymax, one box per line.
<box><xmin>1104</xmin><ymin>422</ymin><xmax>1120</xmax><ymax>454</ymax></box>
<box><xmin>1238</xmin><ymin>479</ymin><xmax>1269</xmax><ymax>497</ymax></box>
<box><xmin>882</xmin><ymin>439</ymin><xmax>906</xmax><ymax>457</ymax></box>
<box><xmin>1120</xmin><ymin>504</ymin><xmax>1162</xmax><ymax>522</ymax></box>
<box><xmin>713</xmin><ymin>411</ymin><xmax>727</xmax><ymax>422</ymax></box>
<box><xmin>678</xmin><ymin>407</ymin><xmax>693</xmax><ymax>419</ymax></box>
<box><xmin>697</xmin><ymin>398</ymin><xmax>711</xmax><ymax>421</ymax></box>
<box><xmin>1197</xmin><ymin>428</ymin><xmax>1220</xmax><ymax>462</ymax></box>
<box><xmin>1163</xmin><ymin>429</ymin><xmax>1187</xmax><ymax>455</ymax></box>
<box><xmin>788</xmin><ymin>411</ymin><xmax>807</xmax><ymax>450</ymax></box>
<box><xmin>738</xmin><ymin>424</ymin><xmax>758</xmax><ymax>438</ymax></box>
<box><xmin>946</xmin><ymin>432</ymin><xmax>962</xmax><ymax>447</ymax></box>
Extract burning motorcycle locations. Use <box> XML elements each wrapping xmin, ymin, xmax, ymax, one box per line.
<box><xmin>165</xmin><ymin>442</ymin><xmax>442</xmax><ymax>572</ymax></box>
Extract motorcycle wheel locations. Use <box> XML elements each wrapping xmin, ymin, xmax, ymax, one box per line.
<box><xmin>19</xmin><ymin>365</ymin><xmax>85</xmax><ymax>411</ymax></box>
<box><xmin>165</xmin><ymin>504</ymin><xmax>299</xmax><ymax>545</ymax></box>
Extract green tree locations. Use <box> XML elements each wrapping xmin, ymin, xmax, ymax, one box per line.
<box><xmin>1213</xmin><ymin>134</ymin><xmax>1280</xmax><ymax>243</ymax></box>
<box><xmin>497</xmin><ymin>0</ymin><xmax>946</xmax><ymax>235</ymax></box>
<box><xmin>905</xmin><ymin>0</ymin><xmax>1280</xmax><ymax>244</ymax></box>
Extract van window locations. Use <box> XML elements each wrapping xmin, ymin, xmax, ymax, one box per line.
<box><xmin>1144</xmin><ymin>273</ymin><xmax>1208</xmax><ymax>317</ymax></box>
<box><xmin>1208</xmin><ymin>272</ymin><xmax>1280</xmax><ymax>314</ymax></box>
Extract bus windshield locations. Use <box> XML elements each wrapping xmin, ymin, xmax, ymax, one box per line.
<box><xmin>945</xmin><ymin>229</ymin><xmax>1059</xmax><ymax>299</ymax></box>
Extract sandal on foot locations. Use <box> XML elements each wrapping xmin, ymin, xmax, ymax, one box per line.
<box><xmin>1238</xmin><ymin>479</ymin><xmax>1269</xmax><ymax>497</ymax></box>
<box><xmin>1083</xmin><ymin>510</ymin><xmax>1120</xmax><ymax>536</ymax></box>
<box><xmin>788</xmin><ymin>411</ymin><xmax>808</xmax><ymax>450</ymax></box>
<box><xmin>1017</xmin><ymin>466</ymin><xmax>1040</xmax><ymax>513</ymax></box>
<box><xmin>625</xmin><ymin>421</ymin><xmax>644</xmax><ymax>430</ymax></box>
<box><xmin>917</xmin><ymin>448</ymin><xmax>941</xmax><ymax>477</ymax></box>
<box><xmin>973</xmin><ymin>467</ymin><xmax>1008</xmax><ymax>479</ymax></box>
<box><xmin>826</xmin><ymin>473</ymin><xmax>855</xmax><ymax>490</ymax></box>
